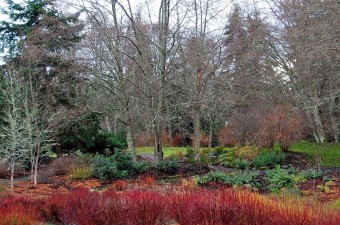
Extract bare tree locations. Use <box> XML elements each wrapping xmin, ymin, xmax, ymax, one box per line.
<box><xmin>266</xmin><ymin>0</ymin><xmax>340</xmax><ymax>142</ymax></box>
<box><xmin>176</xmin><ymin>0</ymin><xmax>227</xmax><ymax>158</ymax></box>
<box><xmin>0</xmin><ymin>71</ymin><xmax>29</xmax><ymax>190</ymax></box>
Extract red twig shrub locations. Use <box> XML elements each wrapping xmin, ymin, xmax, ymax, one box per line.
<box><xmin>1</xmin><ymin>189</ymin><xmax>339</xmax><ymax>225</ymax></box>
<box><xmin>0</xmin><ymin>195</ymin><xmax>44</xmax><ymax>225</ymax></box>
<box><xmin>46</xmin><ymin>188</ymin><xmax>168</xmax><ymax>225</ymax></box>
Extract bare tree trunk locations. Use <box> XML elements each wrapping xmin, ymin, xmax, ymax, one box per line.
<box><xmin>305</xmin><ymin>110</ymin><xmax>321</xmax><ymax>142</ymax></box>
<box><xmin>313</xmin><ymin>106</ymin><xmax>326</xmax><ymax>143</ymax></box>
<box><xmin>208</xmin><ymin>116</ymin><xmax>214</xmax><ymax>149</ymax></box>
<box><xmin>114</xmin><ymin>117</ymin><xmax>117</xmax><ymax>135</ymax></box>
<box><xmin>105</xmin><ymin>116</ymin><xmax>112</xmax><ymax>132</ymax></box>
<box><xmin>154</xmin><ymin>118</ymin><xmax>164</xmax><ymax>163</ymax></box>
<box><xmin>166</xmin><ymin>103</ymin><xmax>173</xmax><ymax>144</ymax></box>
<box><xmin>10</xmin><ymin>164</ymin><xmax>14</xmax><ymax>191</ymax></box>
<box><xmin>126</xmin><ymin>122</ymin><xmax>136</xmax><ymax>161</ymax></box>
<box><xmin>30</xmin><ymin>163</ymin><xmax>34</xmax><ymax>183</ymax></box>
<box><xmin>34</xmin><ymin>134</ymin><xmax>40</xmax><ymax>185</ymax></box>
<box><xmin>193</xmin><ymin>106</ymin><xmax>201</xmax><ymax>160</ymax></box>
<box><xmin>153</xmin><ymin>0</ymin><xmax>170</xmax><ymax>163</ymax></box>
<box><xmin>154</xmin><ymin>95</ymin><xmax>164</xmax><ymax>162</ymax></box>
<box><xmin>329</xmin><ymin>97</ymin><xmax>339</xmax><ymax>143</ymax></box>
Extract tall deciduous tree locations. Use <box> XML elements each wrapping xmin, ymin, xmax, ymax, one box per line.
<box><xmin>267</xmin><ymin>0</ymin><xmax>340</xmax><ymax>142</ymax></box>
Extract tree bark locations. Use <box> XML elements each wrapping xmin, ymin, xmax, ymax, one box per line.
<box><xmin>105</xmin><ymin>116</ymin><xmax>112</xmax><ymax>133</ymax></box>
<box><xmin>10</xmin><ymin>164</ymin><xmax>14</xmax><ymax>191</ymax></box>
<box><xmin>193</xmin><ymin>106</ymin><xmax>201</xmax><ymax>160</ymax></box>
<box><xmin>126</xmin><ymin>122</ymin><xmax>136</xmax><ymax>161</ymax></box>
<box><xmin>33</xmin><ymin>133</ymin><xmax>40</xmax><ymax>185</ymax></box>
<box><xmin>305</xmin><ymin>109</ymin><xmax>322</xmax><ymax>143</ymax></box>
<box><xmin>329</xmin><ymin>97</ymin><xmax>339</xmax><ymax>143</ymax></box>
<box><xmin>313</xmin><ymin>105</ymin><xmax>326</xmax><ymax>143</ymax></box>
<box><xmin>154</xmin><ymin>118</ymin><xmax>164</xmax><ymax>163</ymax></box>
<box><xmin>208</xmin><ymin>116</ymin><xmax>214</xmax><ymax>149</ymax></box>
<box><xmin>154</xmin><ymin>94</ymin><xmax>164</xmax><ymax>162</ymax></box>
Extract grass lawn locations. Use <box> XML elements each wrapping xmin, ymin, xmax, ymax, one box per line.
<box><xmin>290</xmin><ymin>140</ymin><xmax>340</xmax><ymax>167</ymax></box>
<box><xmin>137</xmin><ymin>141</ymin><xmax>340</xmax><ymax>167</ymax></box>
<box><xmin>136</xmin><ymin>146</ymin><xmax>189</xmax><ymax>157</ymax></box>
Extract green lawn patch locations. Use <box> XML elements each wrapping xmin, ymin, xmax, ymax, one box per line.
<box><xmin>136</xmin><ymin>147</ymin><xmax>189</xmax><ymax>157</ymax></box>
<box><xmin>290</xmin><ymin>141</ymin><xmax>340</xmax><ymax>167</ymax></box>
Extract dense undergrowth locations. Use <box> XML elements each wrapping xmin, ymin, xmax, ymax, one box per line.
<box><xmin>0</xmin><ymin>188</ymin><xmax>339</xmax><ymax>225</ymax></box>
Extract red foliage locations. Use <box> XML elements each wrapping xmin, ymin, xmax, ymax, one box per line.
<box><xmin>172</xmin><ymin>134</ymin><xmax>185</xmax><ymax>147</ymax></box>
<box><xmin>168</xmin><ymin>189</ymin><xmax>340</xmax><ymax>225</ymax></box>
<box><xmin>0</xmin><ymin>195</ymin><xmax>44</xmax><ymax>225</ymax></box>
<box><xmin>1</xmin><ymin>189</ymin><xmax>339</xmax><ymax>225</ymax></box>
<box><xmin>46</xmin><ymin>188</ymin><xmax>168</xmax><ymax>225</ymax></box>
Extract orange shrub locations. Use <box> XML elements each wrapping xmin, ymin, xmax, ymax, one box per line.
<box><xmin>172</xmin><ymin>134</ymin><xmax>185</xmax><ymax>147</ymax></box>
<box><xmin>256</xmin><ymin>104</ymin><xmax>307</xmax><ymax>151</ymax></box>
<box><xmin>111</xmin><ymin>180</ymin><xmax>129</xmax><ymax>191</ymax></box>
<box><xmin>218</xmin><ymin>126</ymin><xmax>238</xmax><ymax>147</ymax></box>
<box><xmin>135</xmin><ymin>130</ymin><xmax>172</xmax><ymax>147</ymax></box>
<box><xmin>219</xmin><ymin>104</ymin><xmax>308</xmax><ymax>151</ymax></box>
<box><xmin>191</xmin><ymin>133</ymin><xmax>210</xmax><ymax>147</ymax></box>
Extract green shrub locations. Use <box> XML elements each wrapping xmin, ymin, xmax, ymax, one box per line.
<box><xmin>252</xmin><ymin>150</ymin><xmax>285</xmax><ymax>168</ymax></box>
<box><xmin>185</xmin><ymin>148</ymin><xmax>195</xmax><ymax>163</ymax></box>
<box><xmin>58</xmin><ymin>112</ymin><xmax>102</xmax><ymax>152</ymax></box>
<box><xmin>221</xmin><ymin>160</ymin><xmax>236</xmax><ymax>168</ymax></box>
<box><xmin>194</xmin><ymin>171</ymin><xmax>228</xmax><ymax>185</ymax></box>
<box><xmin>58</xmin><ymin>111</ymin><xmax>126</xmax><ymax>154</ymax></box>
<box><xmin>113</xmin><ymin>149</ymin><xmax>133</xmax><ymax>171</ymax></box>
<box><xmin>302</xmin><ymin>168</ymin><xmax>328</xmax><ymax>180</ymax></box>
<box><xmin>265</xmin><ymin>165</ymin><xmax>296</xmax><ymax>192</ymax></box>
<box><xmin>132</xmin><ymin>161</ymin><xmax>152</xmax><ymax>173</ymax></box>
<box><xmin>90</xmin><ymin>155</ymin><xmax>119</xmax><ymax>180</ymax></box>
<box><xmin>90</xmin><ymin>150</ymin><xmax>139</xmax><ymax>180</ymax></box>
<box><xmin>212</xmin><ymin>146</ymin><xmax>226</xmax><ymax>157</ymax></box>
<box><xmin>199</xmin><ymin>149</ymin><xmax>211</xmax><ymax>165</ymax></box>
<box><xmin>169</xmin><ymin>151</ymin><xmax>185</xmax><ymax>161</ymax></box>
<box><xmin>156</xmin><ymin>160</ymin><xmax>180</xmax><ymax>173</ymax></box>
<box><xmin>96</xmin><ymin>132</ymin><xmax>127</xmax><ymax>151</ymax></box>
<box><xmin>234</xmin><ymin>158</ymin><xmax>250</xmax><ymax>170</ymax></box>
<box><xmin>69</xmin><ymin>166</ymin><xmax>93</xmax><ymax>180</ymax></box>
<box><xmin>194</xmin><ymin>170</ymin><xmax>261</xmax><ymax>189</ymax></box>
<box><xmin>225</xmin><ymin>171</ymin><xmax>261</xmax><ymax>188</ymax></box>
